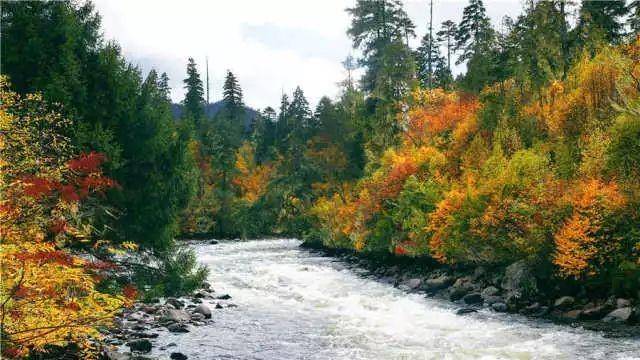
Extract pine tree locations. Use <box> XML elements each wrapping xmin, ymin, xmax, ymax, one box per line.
<box><xmin>437</xmin><ymin>20</ymin><xmax>458</xmax><ymax>76</ymax></box>
<box><xmin>182</xmin><ymin>57</ymin><xmax>205</xmax><ymax>128</ymax></box>
<box><xmin>416</xmin><ymin>33</ymin><xmax>443</xmax><ymax>88</ymax></box>
<box><xmin>628</xmin><ymin>0</ymin><xmax>640</xmax><ymax>36</ymax></box>
<box><xmin>575</xmin><ymin>0</ymin><xmax>628</xmax><ymax>46</ymax></box>
<box><xmin>223</xmin><ymin>70</ymin><xmax>244</xmax><ymax>110</ymax></box>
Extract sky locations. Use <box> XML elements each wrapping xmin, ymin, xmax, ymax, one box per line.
<box><xmin>94</xmin><ymin>0</ymin><xmax>525</xmax><ymax>110</ymax></box>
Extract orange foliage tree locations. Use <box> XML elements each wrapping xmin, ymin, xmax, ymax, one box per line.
<box><xmin>0</xmin><ymin>78</ymin><xmax>135</xmax><ymax>357</ymax></box>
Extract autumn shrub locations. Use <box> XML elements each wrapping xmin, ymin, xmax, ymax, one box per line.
<box><xmin>0</xmin><ymin>78</ymin><xmax>136</xmax><ymax>357</ymax></box>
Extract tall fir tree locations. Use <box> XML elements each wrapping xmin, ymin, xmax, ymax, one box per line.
<box><xmin>182</xmin><ymin>57</ymin><xmax>205</xmax><ymax>129</ymax></box>
<box><xmin>437</xmin><ymin>20</ymin><xmax>458</xmax><ymax>78</ymax></box>
<box><xmin>574</xmin><ymin>0</ymin><xmax>628</xmax><ymax>47</ymax></box>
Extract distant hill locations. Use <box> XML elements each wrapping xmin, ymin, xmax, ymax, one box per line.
<box><xmin>171</xmin><ymin>101</ymin><xmax>260</xmax><ymax>132</ymax></box>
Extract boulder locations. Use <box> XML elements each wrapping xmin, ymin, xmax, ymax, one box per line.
<box><xmin>171</xmin><ymin>353</ymin><xmax>189</xmax><ymax>360</ymax></box>
<box><xmin>165</xmin><ymin>298</ymin><xmax>185</xmax><ymax>309</ymax></box>
<box><xmin>161</xmin><ymin>309</ymin><xmax>191</xmax><ymax>323</ymax></box>
<box><xmin>602</xmin><ymin>307</ymin><xmax>634</xmax><ymax>323</ymax></box>
<box><xmin>481</xmin><ymin>286</ymin><xmax>500</xmax><ymax>299</ymax></box>
<box><xmin>521</xmin><ymin>302</ymin><xmax>541</xmax><ymax>315</ymax></box>
<box><xmin>127</xmin><ymin>339</ymin><xmax>152</xmax><ymax>353</ymax></box>
<box><xmin>491</xmin><ymin>302</ymin><xmax>508</xmax><ymax>312</ymax></box>
<box><xmin>563</xmin><ymin>309</ymin><xmax>582</xmax><ymax>320</ymax></box>
<box><xmin>616</xmin><ymin>298</ymin><xmax>631</xmax><ymax>309</ymax></box>
<box><xmin>553</xmin><ymin>296</ymin><xmax>575</xmax><ymax>310</ymax></box>
<box><xmin>404</xmin><ymin>278</ymin><xmax>422</xmax><ymax>289</ymax></box>
<box><xmin>190</xmin><ymin>313</ymin><xmax>205</xmax><ymax>321</ymax></box>
<box><xmin>449</xmin><ymin>287</ymin><xmax>470</xmax><ymax>301</ymax></box>
<box><xmin>462</xmin><ymin>293</ymin><xmax>483</xmax><ymax>305</ymax></box>
<box><xmin>581</xmin><ymin>304</ymin><xmax>611</xmax><ymax>320</ymax></box>
<box><xmin>501</xmin><ymin>260</ymin><xmax>538</xmax><ymax>298</ymax></box>
<box><xmin>215</xmin><ymin>303</ymin><xmax>224</xmax><ymax>309</ymax></box>
<box><xmin>104</xmin><ymin>350</ymin><xmax>130</xmax><ymax>360</ymax></box>
<box><xmin>483</xmin><ymin>295</ymin><xmax>503</xmax><ymax>305</ymax></box>
<box><xmin>422</xmin><ymin>275</ymin><xmax>454</xmax><ymax>292</ymax></box>
<box><xmin>456</xmin><ymin>308</ymin><xmax>478</xmax><ymax>315</ymax></box>
<box><xmin>216</xmin><ymin>294</ymin><xmax>232</xmax><ymax>300</ymax></box>
<box><xmin>167</xmin><ymin>323</ymin><xmax>190</xmax><ymax>333</ymax></box>
<box><xmin>193</xmin><ymin>304</ymin><xmax>212</xmax><ymax>319</ymax></box>
<box><xmin>209</xmin><ymin>240</ymin><xmax>219</xmax><ymax>245</ymax></box>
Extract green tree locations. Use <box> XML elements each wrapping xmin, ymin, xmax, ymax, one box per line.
<box><xmin>574</xmin><ymin>0</ymin><xmax>628</xmax><ymax>47</ymax></box>
<box><xmin>182</xmin><ymin>57</ymin><xmax>205</xmax><ymax>129</ymax></box>
<box><xmin>437</xmin><ymin>20</ymin><xmax>458</xmax><ymax>79</ymax></box>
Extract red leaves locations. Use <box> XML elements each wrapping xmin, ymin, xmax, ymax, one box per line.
<box><xmin>394</xmin><ymin>245</ymin><xmax>408</xmax><ymax>255</ymax></box>
<box><xmin>22</xmin><ymin>176</ymin><xmax>57</xmax><ymax>198</ymax></box>
<box><xmin>67</xmin><ymin>152</ymin><xmax>105</xmax><ymax>173</ymax></box>
<box><xmin>122</xmin><ymin>284</ymin><xmax>138</xmax><ymax>301</ymax></box>
<box><xmin>14</xmin><ymin>250</ymin><xmax>75</xmax><ymax>267</ymax></box>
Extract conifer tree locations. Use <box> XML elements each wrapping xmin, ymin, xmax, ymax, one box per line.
<box><xmin>437</xmin><ymin>20</ymin><xmax>458</xmax><ymax>76</ymax></box>
<box><xmin>575</xmin><ymin>0</ymin><xmax>628</xmax><ymax>46</ymax></box>
<box><xmin>182</xmin><ymin>57</ymin><xmax>205</xmax><ymax>128</ymax></box>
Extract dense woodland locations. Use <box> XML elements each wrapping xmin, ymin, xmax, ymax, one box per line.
<box><xmin>1</xmin><ymin>0</ymin><xmax>640</xmax><ymax>357</ymax></box>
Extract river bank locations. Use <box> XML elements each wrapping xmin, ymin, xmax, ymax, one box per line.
<box><xmin>301</xmin><ymin>241</ymin><xmax>640</xmax><ymax>338</ymax></box>
<box><xmin>99</xmin><ymin>239</ymin><xmax>640</xmax><ymax>359</ymax></box>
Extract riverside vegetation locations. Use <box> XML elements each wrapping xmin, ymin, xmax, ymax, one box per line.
<box><xmin>1</xmin><ymin>0</ymin><xmax>640</xmax><ymax>358</ymax></box>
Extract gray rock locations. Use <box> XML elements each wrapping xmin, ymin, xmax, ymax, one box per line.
<box><xmin>602</xmin><ymin>307</ymin><xmax>634</xmax><ymax>323</ymax></box>
<box><xmin>166</xmin><ymin>298</ymin><xmax>185</xmax><ymax>309</ymax></box>
<box><xmin>193</xmin><ymin>304</ymin><xmax>212</xmax><ymax>319</ymax></box>
<box><xmin>161</xmin><ymin>309</ymin><xmax>191</xmax><ymax>323</ymax></box>
<box><xmin>563</xmin><ymin>309</ymin><xmax>582</xmax><ymax>320</ymax></box>
<box><xmin>190</xmin><ymin>313</ymin><xmax>205</xmax><ymax>321</ymax></box>
<box><xmin>216</xmin><ymin>294</ymin><xmax>232</xmax><ymax>300</ymax></box>
<box><xmin>553</xmin><ymin>296</ymin><xmax>575</xmax><ymax>310</ymax></box>
<box><xmin>127</xmin><ymin>339</ymin><xmax>152</xmax><ymax>353</ymax></box>
<box><xmin>456</xmin><ymin>308</ymin><xmax>478</xmax><ymax>315</ymax></box>
<box><xmin>481</xmin><ymin>286</ymin><xmax>500</xmax><ymax>298</ymax></box>
<box><xmin>104</xmin><ymin>350</ymin><xmax>130</xmax><ymax>360</ymax></box>
<box><xmin>215</xmin><ymin>303</ymin><xmax>224</xmax><ymax>309</ymax></box>
<box><xmin>491</xmin><ymin>302</ymin><xmax>508</xmax><ymax>312</ymax></box>
<box><xmin>616</xmin><ymin>298</ymin><xmax>631</xmax><ymax>309</ymax></box>
<box><xmin>463</xmin><ymin>293</ymin><xmax>483</xmax><ymax>305</ymax></box>
<box><xmin>581</xmin><ymin>304</ymin><xmax>611</xmax><ymax>320</ymax></box>
<box><xmin>209</xmin><ymin>240</ymin><xmax>219</xmax><ymax>244</ymax></box>
<box><xmin>167</xmin><ymin>323</ymin><xmax>190</xmax><ymax>333</ymax></box>
<box><xmin>404</xmin><ymin>278</ymin><xmax>422</xmax><ymax>289</ymax></box>
<box><xmin>483</xmin><ymin>295</ymin><xmax>503</xmax><ymax>305</ymax></box>
<box><xmin>422</xmin><ymin>275</ymin><xmax>454</xmax><ymax>291</ymax></box>
<box><xmin>501</xmin><ymin>260</ymin><xmax>538</xmax><ymax>298</ymax></box>
<box><xmin>449</xmin><ymin>287</ymin><xmax>470</xmax><ymax>301</ymax></box>
<box><xmin>171</xmin><ymin>353</ymin><xmax>188</xmax><ymax>360</ymax></box>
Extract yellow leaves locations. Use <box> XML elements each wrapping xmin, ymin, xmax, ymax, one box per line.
<box><xmin>0</xmin><ymin>80</ymin><xmax>127</xmax><ymax>356</ymax></box>
<box><xmin>232</xmin><ymin>142</ymin><xmax>273</xmax><ymax>203</ymax></box>
<box><xmin>121</xmin><ymin>241</ymin><xmax>138</xmax><ymax>251</ymax></box>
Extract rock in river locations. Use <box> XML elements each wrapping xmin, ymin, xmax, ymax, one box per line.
<box><xmin>193</xmin><ymin>304</ymin><xmax>212</xmax><ymax>319</ymax></box>
<box><xmin>127</xmin><ymin>339</ymin><xmax>152</xmax><ymax>353</ymax></box>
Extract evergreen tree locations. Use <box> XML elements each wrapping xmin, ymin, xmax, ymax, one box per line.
<box><xmin>628</xmin><ymin>0</ymin><xmax>640</xmax><ymax>36</ymax></box>
<box><xmin>455</xmin><ymin>0</ymin><xmax>497</xmax><ymax>91</ymax></box>
<box><xmin>416</xmin><ymin>33</ymin><xmax>443</xmax><ymax>88</ymax></box>
<box><xmin>223</xmin><ymin>70</ymin><xmax>244</xmax><ymax>111</ymax></box>
<box><xmin>182</xmin><ymin>57</ymin><xmax>205</xmax><ymax>128</ymax></box>
<box><xmin>437</xmin><ymin>20</ymin><xmax>458</xmax><ymax>77</ymax></box>
<box><xmin>574</xmin><ymin>0</ymin><xmax>628</xmax><ymax>46</ymax></box>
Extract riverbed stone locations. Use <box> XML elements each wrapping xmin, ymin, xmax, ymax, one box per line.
<box><xmin>104</xmin><ymin>350</ymin><xmax>130</xmax><ymax>360</ymax></box>
<box><xmin>553</xmin><ymin>296</ymin><xmax>575</xmax><ymax>310</ymax></box>
<box><xmin>481</xmin><ymin>286</ymin><xmax>500</xmax><ymax>298</ymax></box>
<box><xmin>616</xmin><ymin>298</ymin><xmax>631</xmax><ymax>309</ymax></box>
<box><xmin>422</xmin><ymin>275</ymin><xmax>454</xmax><ymax>292</ymax></box>
<box><xmin>562</xmin><ymin>309</ymin><xmax>582</xmax><ymax>320</ymax></box>
<box><xmin>456</xmin><ymin>308</ymin><xmax>478</xmax><ymax>315</ymax></box>
<box><xmin>166</xmin><ymin>298</ymin><xmax>185</xmax><ymax>309</ymax></box>
<box><xmin>483</xmin><ymin>295</ymin><xmax>503</xmax><ymax>305</ymax></box>
<box><xmin>449</xmin><ymin>286</ymin><xmax>470</xmax><ymax>301</ymax></box>
<box><xmin>463</xmin><ymin>293</ymin><xmax>483</xmax><ymax>305</ymax></box>
<box><xmin>193</xmin><ymin>304</ymin><xmax>212</xmax><ymax>319</ymax></box>
<box><xmin>167</xmin><ymin>323</ymin><xmax>191</xmax><ymax>333</ymax></box>
<box><xmin>581</xmin><ymin>304</ymin><xmax>611</xmax><ymax>320</ymax></box>
<box><xmin>602</xmin><ymin>307</ymin><xmax>634</xmax><ymax>323</ymax></box>
<box><xmin>127</xmin><ymin>338</ymin><xmax>152</xmax><ymax>353</ymax></box>
<box><xmin>491</xmin><ymin>302</ymin><xmax>508</xmax><ymax>312</ymax></box>
<box><xmin>161</xmin><ymin>309</ymin><xmax>191</xmax><ymax>323</ymax></box>
<box><xmin>216</xmin><ymin>294</ymin><xmax>232</xmax><ymax>300</ymax></box>
<box><xmin>501</xmin><ymin>260</ymin><xmax>537</xmax><ymax>298</ymax></box>
<box><xmin>171</xmin><ymin>353</ymin><xmax>188</xmax><ymax>360</ymax></box>
<box><xmin>404</xmin><ymin>278</ymin><xmax>422</xmax><ymax>289</ymax></box>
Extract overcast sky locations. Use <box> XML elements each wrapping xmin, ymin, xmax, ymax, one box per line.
<box><xmin>94</xmin><ymin>0</ymin><xmax>525</xmax><ymax>109</ymax></box>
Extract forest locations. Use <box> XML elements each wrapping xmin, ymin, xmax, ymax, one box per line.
<box><xmin>1</xmin><ymin>0</ymin><xmax>640</xmax><ymax>357</ymax></box>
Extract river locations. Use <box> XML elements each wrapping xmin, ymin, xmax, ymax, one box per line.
<box><xmin>149</xmin><ymin>239</ymin><xmax>640</xmax><ymax>359</ymax></box>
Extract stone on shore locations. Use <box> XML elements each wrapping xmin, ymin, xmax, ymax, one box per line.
<box><xmin>127</xmin><ymin>338</ymin><xmax>152</xmax><ymax>353</ymax></box>
<box><xmin>602</xmin><ymin>307</ymin><xmax>634</xmax><ymax>323</ymax></box>
<box><xmin>193</xmin><ymin>304</ymin><xmax>212</xmax><ymax>319</ymax></box>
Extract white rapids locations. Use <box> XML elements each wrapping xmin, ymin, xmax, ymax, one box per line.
<box><xmin>149</xmin><ymin>239</ymin><xmax>640</xmax><ymax>360</ymax></box>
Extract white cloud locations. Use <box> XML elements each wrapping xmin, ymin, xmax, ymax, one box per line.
<box><xmin>94</xmin><ymin>0</ymin><xmax>523</xmax><ymax>109</ymax></box>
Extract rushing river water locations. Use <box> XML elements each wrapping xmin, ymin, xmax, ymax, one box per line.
<box><xmin>150</xmin><ymin>239</ymin><xmax>640</xmax><ymax>359</ymax></box>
